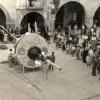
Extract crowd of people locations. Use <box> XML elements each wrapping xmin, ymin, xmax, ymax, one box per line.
<box><xmin>1</xmin><ymin>23</ymin><xmax>100</xmax><ymax>79</ymax></box>
<box><xmin>0</xmin><ymin>24</ymin><xmax>51</xmax><ymax>43</ymax></box>
<box><xmin>0</xmin><ymin>26</ymin><xmax>20</xmax><ymax>42</ymax></box>
<box><xmin>53</xmin><ymin>23</ymin><xmax>100</xmax><ymax>80</ymax></box>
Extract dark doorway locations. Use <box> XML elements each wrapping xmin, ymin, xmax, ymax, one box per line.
<box><xmin>94</xmin><ymin>7</ymin><xmax>100</xmax><ymax>26</ymax></box>
<box><xmin>20</xmin><ymin>12</ymin><xmax>44</xmax><ymax>34</ymax></box>
<box><xmin>55</xmin><ymin>1</ymin><xmax>85</xmax><ymax>29</ymax></box>
<box><xmin>0</xmin><ymin>8</ymin><xmax>6</xmax><ymax>27</ymax></box>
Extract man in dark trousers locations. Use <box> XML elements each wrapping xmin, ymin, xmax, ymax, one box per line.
<box><xmin>0</xmin><ymin>30</ymin><xmax>2</xmax><ymax>41</ymax></box>
<box><xmin>58</xmin><ymin>25</ymin><xmax>61</xmax><ymax>33</ymax></box>
<box><xmin>92</xmin><ymin>54</ymin><xmax>98</xmax><ymax>76</ymax></box>
<box><xmin>49</xmin><ymin>52</ymin><xmax>55</xmax><ymax>70</ymax></box>
<box><xmin>65</xmin><ymin>25</ymin><xmax>69</xmax><ymax>37</ymax></box>
<box><xmin>1</xmin><ymin>30</ymin><xmax>4</xmax><ymax>42</ymax></box>
<box><xmin>82</xmin><ymin>48</ymin><xmax>88</xmax><ymax>63</ymax></box>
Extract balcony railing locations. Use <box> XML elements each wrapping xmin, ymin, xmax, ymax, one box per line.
<box><xmin>16</xmin><ymin>0</ymin><xmax>43</xmax><ymax>10</ymax></box>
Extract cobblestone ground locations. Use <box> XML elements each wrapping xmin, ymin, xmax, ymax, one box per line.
<box><xmin>0</xmin><ymin>42</ymin><xmax>100</xmax><ymax>100</ymax></box>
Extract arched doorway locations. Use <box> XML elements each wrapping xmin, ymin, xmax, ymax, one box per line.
<box><xmin>20</xmin><ymin>12</ymin><xmax>44</xmax><ymax>34</ymax></box>
<box><xmin>0</xmin><ymin>8</ymin><xmax>6</xmax><ymax>27</ymax></box>
<box><xmin>93</xmin><ymin>7</ymin><xmax>100</xmax><ymax>26</ymax></box>
<box><xmin>55</xmin><ymin>1</ymin><xmax>85</xmax><ymax>29</ymax></box>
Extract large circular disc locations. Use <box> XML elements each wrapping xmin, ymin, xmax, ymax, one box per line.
<box><xmin>15</xmin><ymin>33</ymin><xmax>48</xmax><ymax>68</ymax></box>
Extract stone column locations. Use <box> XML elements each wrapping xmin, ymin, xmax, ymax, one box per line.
<box><xmin>85</xmin><ymin>16</ymin><xmax>93</xmax><ymax>28</ymax></box>
<box><xmin>15</xmin><ymin>10</ymin><xmax>23</xmax><ymax>27</ymax></box>
<box><xmin>43</xmin><ymin>0</ymin><xmax>50</xmax><ymax>26</ymax></box>
<box><xmin>50</xmin><ymin>14</ymin><xmax>55</xmax><ymax>34</ymax></box>
<box><xmin>43</xmin><ymin>9</ymin><xmax>48</xmax><ymax>26</ymax></box>
<box><xmin>63</xmin><ymin>4</ymin><xmax>68</xmax><ymax>27</ymax></box>
<box><xmin>6</xmin><ymin>20</ymin><xmax>13</xmax><ymax>27</ymax></box>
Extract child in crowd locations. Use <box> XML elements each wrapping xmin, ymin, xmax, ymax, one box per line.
<box><xmin>86</xmin><ymin>55</ymin><xmax>91</xmax><ymax>67</ymax></box>
<box><xmin>62</xmin><ymin>42</ymin><xmax>66</xmax><ymax>51</ymax></box>
<box><xmin>71</xmin><ymin>45</ymin><xmax>76</xmax><ymax>57</ymax></box>
<box><xmin>76</xmin><ymin>45</ymin><xmax>80</xmax><ymax>60</ymax></box>
<box><xmin>48</xmin><ymin>31</ymin><xmax>51</xmax><ymax>44</ymax></box>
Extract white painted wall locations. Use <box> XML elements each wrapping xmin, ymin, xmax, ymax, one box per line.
<box><xmin>58</xmin><ymin>0</ymin><xmax>100</xmax><ymax>27</ymax></box>
<box><xmin>0</xmin><ymin>0</ymin><xmax>100</xmax><ymax>27</ymax></box>
<box><xmin>0</xmin><ymin>0</ymin><xmax>16</xmax><ymax>25</ymax></box>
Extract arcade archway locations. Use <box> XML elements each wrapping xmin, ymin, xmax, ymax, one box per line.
<box><xmin>93</xmin><ymin>7</ymin><xmax>100</xmax><ymax>26</ymax></box>
<box><xmin>20</xmin><ymin>12</ymin><xmax>44</xmax><ymax>34</ymax></box>
<box><xmin>0</xmin><ymin>8</ymin><xmax>6</xmax><ymax>27</ymax></box>
<box><xmin>55</xmin><ymin>1</ymin><xmax>85</xmax><ymax>29</ymax></box>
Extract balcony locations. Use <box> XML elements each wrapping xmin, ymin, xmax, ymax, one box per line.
<box><xmin>16</xmin><ymin>0</ymin><xmax>43</xmax><ymax>10</ymax></box>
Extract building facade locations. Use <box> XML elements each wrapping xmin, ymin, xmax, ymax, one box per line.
<box><xmin>0</xmin><ymin>0</ymin><xmax>100</xmax><ymax>31</ymax></box>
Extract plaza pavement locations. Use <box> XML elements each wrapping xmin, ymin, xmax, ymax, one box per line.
<box><xmin>0</xmin><ymin>43</ymin><xmax>100</xmax><ymax>100</ymax></box>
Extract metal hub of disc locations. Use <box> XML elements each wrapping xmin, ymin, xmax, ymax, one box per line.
<box><xmin>27</xmin><ymin>46</ymin><xmax>41</xmax><ymax>60</ymax></box>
